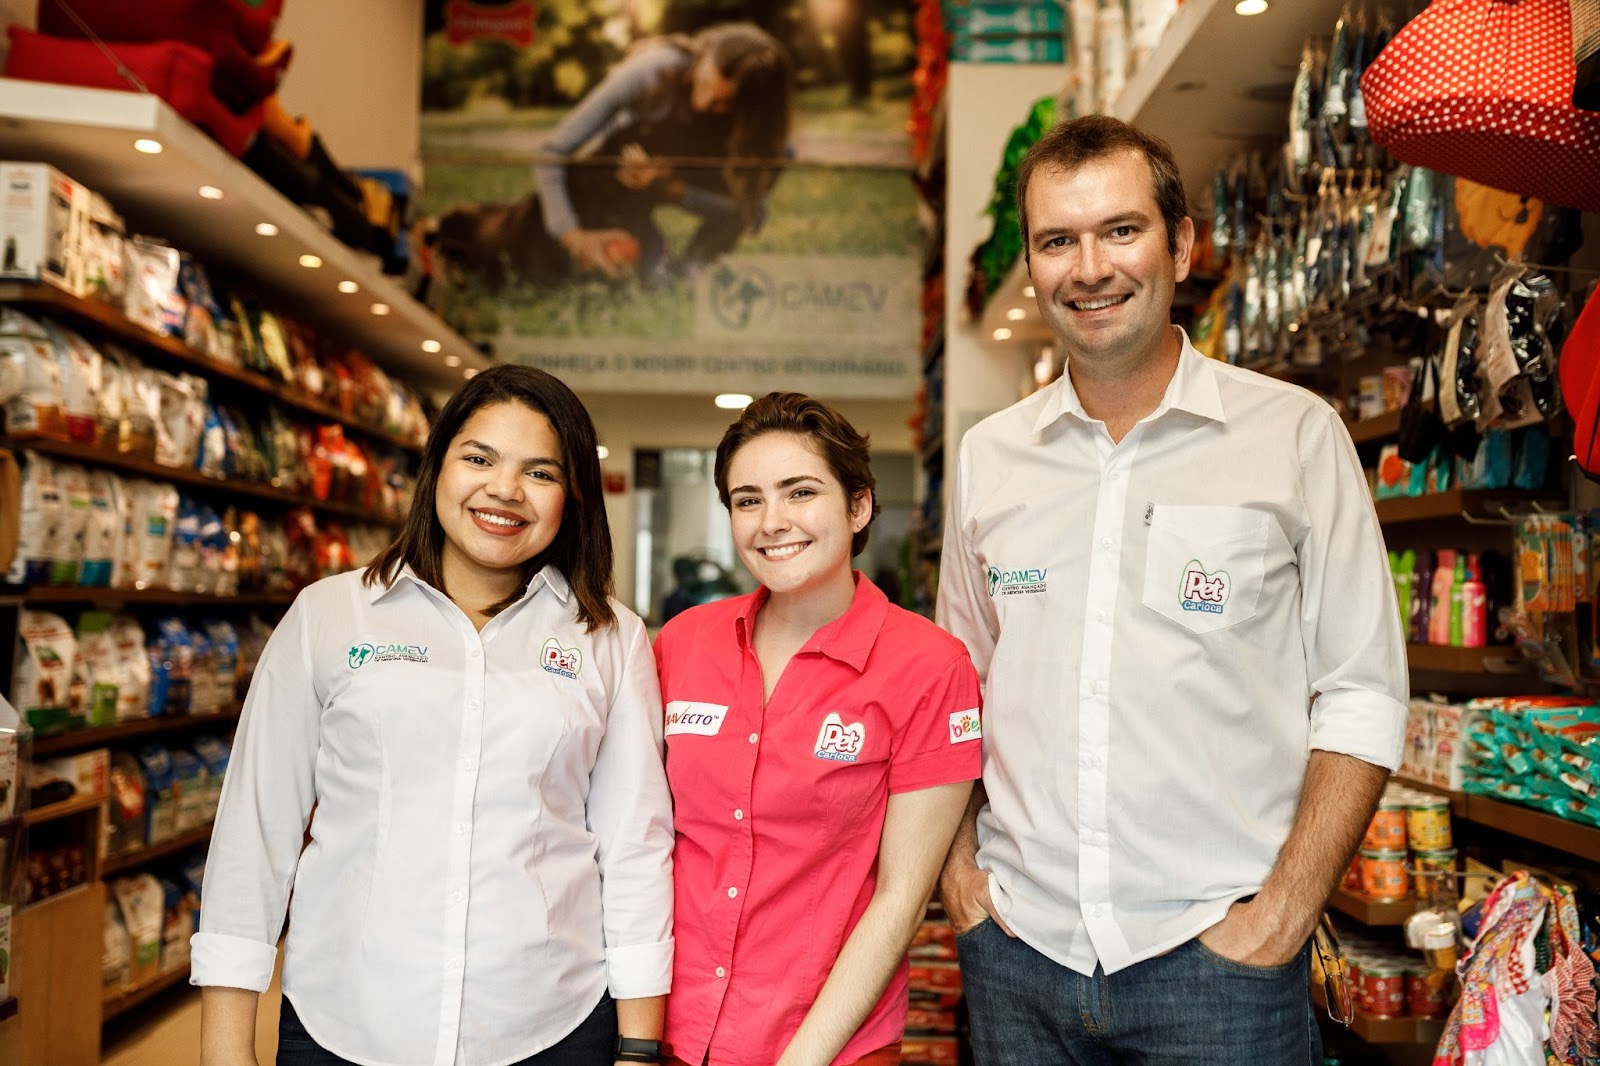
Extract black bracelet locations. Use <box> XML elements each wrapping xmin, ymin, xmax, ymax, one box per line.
<box><xmin>616</xmin><ymin>1036</ymin><xmax>663</xmax><ymax>1063</ymax></box>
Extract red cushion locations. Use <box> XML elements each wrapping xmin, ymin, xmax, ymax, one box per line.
<box><xmin>4</xmin><ymin>28</ymin><xmax>264</xmax><ymax>157</ymax></box>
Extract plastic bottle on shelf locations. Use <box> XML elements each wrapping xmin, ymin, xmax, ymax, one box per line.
<box><xmin>1448</xmin><ymin>551</ymin><xmax>1467</xmax><ymax>647</ymax></box>
<box><xmin>1461</xmin><ymin>553</ymin><xmax>1487</xmax><ymax>648</ymax></box>
<box><xmin>1428</xmin><ymin>549</ymin><xmax>1457</xmax><ymax>646</ymax></box>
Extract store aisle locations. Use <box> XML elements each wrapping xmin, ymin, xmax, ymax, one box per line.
<box><xmin>102</xmin><ymin>967</ymin><xmax>281</xmax><ymax>1066</ymax></box>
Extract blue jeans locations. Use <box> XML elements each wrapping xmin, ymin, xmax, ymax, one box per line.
<box><xmin>277</xmin><ymin>993</ymin><xmax>617</xmax><ymax>1065</ymax></box>
<box><xmin>956</xmin><ymin>919</ymin><xmax>1321</xmax><ymax>1065</ymax></box>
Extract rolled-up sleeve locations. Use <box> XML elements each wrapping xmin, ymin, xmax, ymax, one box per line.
<box><xmin>588</xmin><ymin>615</ymin><xmax>674</xmax><ymax>998</ymax></box>
<box><xmin>1298</xmin><ymin>408</ymin><xmax>1408</xmax><ymax>768</ymax></box>
<box><xmin>190</xmin><ymin>594</ymin><xmax>322</xmax><ymax>991</ymax></box>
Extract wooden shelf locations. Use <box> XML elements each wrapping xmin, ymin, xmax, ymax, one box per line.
<box><xmin>1347</xmin><ymin>410</ymin><xmax>1403</xmax><ymax>446</ymax></box>
<box><xmin>0</xmin><ymin>283</ymin><xmax>423</xmax><ymax>456</ymax></box>
<box><xmin>23</xmin><ymin>792</ymin><xmax>104</xmax><ymax>826</ymax></box>
<box><xmin>1393</xmin><ymin>775</ymin><xmax>1600</xmax><ymax>864</ymax></box>
<box><xmin>6</xmin><ymin>586</ymin><xmax>293</xmax><ymax>608</ymax></box>
<box><xmin>1406</xmin><ymin>644</ymin><xmax>1525</xmax><ymax>675</ymax></box>
<box><xmin>32</xmin><ymin>707</ymin><xmax>242</xmax><ymax>757</ymax></box>
<box><xmin>5</xmin><ymin>433</ymin><xmax>397</xmax><ymax>526</ymax></box>
<box><xmin>1392</xmin><ymin>776</ymin><xmax>1469</xmax><ymax>818</ymax></box>
<box><xmin>102</xmin><ymin>822</ymin><xmax>213</xmax><ymax>877</ymax></box>
<box><xmin>102</xmin><ymin>963</ymin><xmax>192</xmax><ymax>1022</ymax></box>
<box><xmin>1328</xmin><ymin>886</ymin><xmax>1416</xmax><ymax>927</ymax></box>
<box><xmin>1313</xmin><ymin>983</ymin><xmax>1446</xmax><ymax>1045</ymax></box>
<box><xmin>1373</xmin><ymin>489</ymin><xmax>1559</xmax><ymax>525</ymax></box>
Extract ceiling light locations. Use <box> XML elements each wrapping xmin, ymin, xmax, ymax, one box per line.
<box><xmin>421</xmin><ymin>339</ymin><xmax>442</xmax><ymax>353</ymax></box>
<box><xmin>463</xmin><ymin>367</ymin><xmax>479</xmax><ymax>380</ymax></box>
<box><xmin>134</xmin><ymin>138</ymin><xmax>163</xmax><ymax>154</ymax></box>
<box><xmin>1235</xmin><ymin>0</ymin><xmax>1268</xmax><ymax>14</ymax></box>
<box><xmin>199</xmin><ymin>185</ymin><xmax>224</xmax><ymax>200</ymax></box>
<box><xmin>370</xmin><ymin>303</ymin><xmax>391</xmax><ymax>316</ymax></box>
<box><xmin>993</xmin><ymin>327</ymin><xmax>1013</xmax><ymax>341</ymax></box>
<box><xmin>1022</xmin><ymin>286</ymin><xmax>1036</xmax><ymax>298</ymax></box>
<box><xmin>715</xmin><ymin>393</ymin><xmax>752</xmax><ymax>410</ymax></box>
<box><xmin>597</xmin><ymin>445</ymin><xmax>610</xmax><ymax>460</ymax></box>
<box><xmin>298</xmin><ymin>254</ymin><xmax>323</xmax><ymax>268</ymax></box>
<box><xmin>255</xmin><ymin>222</ymin><xmax>279</xmax><ymax>237</ymax></box>
<box><xmin>1006</xmin><ymin>307</ymin><xmax>1027</xmax><ymax>321</ymax></box>
<box><xmin>338</xmin><ymin>280</ymin><xmax>359</xmax><ymax>294</ymax></box>
<box><xmin>444</xmin><ymin>355</ymin><xmax>462</xmax><ymax>368</ymax></box>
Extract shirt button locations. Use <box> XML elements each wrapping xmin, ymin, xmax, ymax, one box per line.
<box><xmin>456</xmin><ymin>823</ymin><xmax>469</xmax><ymax>835</ymax></box>
<box><xmin>728</xmin><ymin>887</ymin><xmax>738</xmax><ymax>898</ymax></box>
<box><xmin>749</xmin><ymin>733</ymin><xmax>759</xmax><ymax>744</ymax></box>
<box><xmin>715</xmin><ymin>966</ymin><xmax>727</xmax><ymax>978</ymax></box>
<box><xmin>1110</xmin><ymin>471</ymin><xmax>1122</xmax><ymax>481</ymax></box>
<box><xmin>468</xmin><ymin>699</ymin><xmax>480</xmax><ymax>710</ymax></box>
<box><xmin>734</xmin><ymin>809</ymin><xmax>744</xmax><ymax>820</ymax></box>
<box><xmin>468</xmin><ymin>648</ymin><xmax>481</xmax><ymax>658</ymax></box>
<box><xmin>1091</xmin><ymin>905</ymin><xmax>1104</xmax><ymax>919</ymax></box>
<box><xmin>452</xmin><ymin>890</ymin><xmax>466</xmax><ymax>903</ymax></box>
<box><xmin>1101</xmin><ymin>538</ymin><xmax>1113</xmax><ymax>549</ymax></box>
<box><xmin>1096</xmin><ymin>610</ymin><xmax>1107</xmax><ymax>623</ymax></box>
<box><xmin>461</xmin><ymin>759</ymin><xmax>475</xmax><ymax>772</ymax></box>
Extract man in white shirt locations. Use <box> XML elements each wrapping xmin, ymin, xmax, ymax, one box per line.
<box><xmin>935</xmin><ymin>115</ymin><xmax>1407</xmax><ymax>1063</ymax></box>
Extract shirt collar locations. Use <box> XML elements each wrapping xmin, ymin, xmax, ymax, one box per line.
<box><xmin>1032</xmin><ymin>326</ymin><xmax>1228</xmax><ymax>438</ymax></box>
<box><xmin>368</xmin><ymin>563</ymin><xmax>571</xmax><ymax>607</ymax></box>
<box><xmin>733</xmin><ymin>573</ymin><xmax>889</xmax><ymax>674</ymax></box>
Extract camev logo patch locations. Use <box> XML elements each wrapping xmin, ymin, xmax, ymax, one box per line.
<box><xmin>541</xmin><ymin>638</ymin><xmax>583</xmax><ymax>679</ymax></box>
<box><xmin>1178</xmin><ymin>560</ymin><xmax>1229</xmax><ymax>615</ymax></box>
<box><xmin>987</xmin><ymin>565</ymin><xmax>1048</xmax><ymax>597</ymax></box>
<box><xmin>814</xmin><ymin>712</ymin><xmax>866</xmax><ymax>762</ymax></box>
<box><xmin>348</xmin><ymin>642</ymin><xmax>428</xmax><ymax>668</ymax></box>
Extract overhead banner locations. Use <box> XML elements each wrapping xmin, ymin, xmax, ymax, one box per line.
<box><xmin>420</xmin><ymin>0</ymin><xmax>921</xmax><ymax>400</ymax></box>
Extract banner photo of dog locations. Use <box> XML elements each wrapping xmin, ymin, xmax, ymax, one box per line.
<box><xmin>420</xmin><ymin>0</ymin><xmax>922</xmax><ymax>399</ymax></box>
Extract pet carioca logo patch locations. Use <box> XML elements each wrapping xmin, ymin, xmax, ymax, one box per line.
<box><xmin>1178</xmin><ymin>560</ymin><xmax>1229</xmax><ymax>615</ymax></box>
<box><xmin>541</xmin><ymin>638</ymin><xmax>583</xmax><ymax>679</ymax></box>
<box><xmin>814</xmin><ymin>712</ymin><xmax>865</xmax><ymax>762</ymax></box>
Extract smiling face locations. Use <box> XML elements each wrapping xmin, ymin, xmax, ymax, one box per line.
<box><xmin>435</xmin><ymin>401</ymin><xmax>568</xmax><ymax>599</ymax></box>
<box><xmin>1026</xmin><ymin>149</ymin><xmax>1194</xmax><ymax>373</ymax></box>
<box><xmin>726</xmin><ymin>431</ymin><xmax>869</xmax><ymax>605</ymax></box>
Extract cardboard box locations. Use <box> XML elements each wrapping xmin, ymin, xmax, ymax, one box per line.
<box><xmin>40</xmin><ymin>747</ymin><xmax>110</xmax><ymax>798</ymax></box>
<box><xmin>0</xmin><ymin>162</ymin><xmax>88</xmax><ymax>295</ymax></box>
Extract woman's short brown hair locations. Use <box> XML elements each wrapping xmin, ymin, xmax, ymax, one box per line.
<box><xmin>713</xmin><ymin>392</ymin><xmax>880</xmax><ymax>557</ymax></box>
<box><xmin>363</xmin><ymin>364</ymin><xmax>616</xmax><ymax>631</ymax></box>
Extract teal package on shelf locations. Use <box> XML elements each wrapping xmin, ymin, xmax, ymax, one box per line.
<box><xmin>945</xmin><ymin>2</ymin><xmax>1065</xmax><ymax>36</ymax></box>
<box><xmin>950</xmin><ymin>35</ymin><xmax>1065</xmax><ymax>63</ymax></box>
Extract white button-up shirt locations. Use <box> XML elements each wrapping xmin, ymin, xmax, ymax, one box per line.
<box><xmin>192</xmin><ymin>566</ymin><xmax>674</xmax><ymax>1066</ymax></box>
<box><xmin>937</xmin><ymin>330</ymin><xmax>1406</xmax><ymax>977</ymax></box>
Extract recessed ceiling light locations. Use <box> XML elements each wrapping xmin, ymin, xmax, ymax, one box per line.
<box><xmin>1022</xmin><ymin>286</ymin><xmax>1036</xmax><ymax>298</ymax></box>
<box><xmin>255</xmin><ymin>222</ymin><xmax>279</xmax><ymax>237</ymax></box>
<box><xmin>444</xmin><ymin>355</ymin><xmax>462</xmax><ymax>368</ymax></box>
<box><xmin>134</xmin><ymin>138</ymin><xmax>163</xmax><ymax>154</ymax></box>
<box><xmin>1006</xmin><ymin>307</ymin><xmax>1027</xmax><ymax>321</ymax></box>
<box><xmin>1235</xmin><ymin>0</ymin><xmax>1268</xmax><ymax>14</ymax></box>
<box><xmin>199</xmin><ymin>186</ymin><xmax>224</xmax><ymax>200</ymax></box>
<box><xmin>298</xmin><ymin>254</ymin><xmax>323</xmax><ymax>269</ymax></box>
<box><xmin>715</xmin><ymin>393</ymin><xmax>753</xmax><ymax>410</ymax></box>
<box><xmin>597</xmin><ymin>445</ymin><xmax>610</xmax><ymax>460</ymax></box>
<box><xmin>421</xmin><ymin>339</ymin><xmax>442</xmax><ymax>353</ymax></box>
<box><xmin>993</xmin><ymin>327</ymin><xmax>1013</xmax><ymax>341</ymax></box>
<box><xmin>338</xmin><ymin>280</ymin><xmax>359</xmax><ymax>294</ymax></box>
<box><xmin>463</xmin><ymin>367</ymin><xmax>479</xmax><ymax>380</ymax></box>
<box><xmin>370</xmin><ymin>303</ymin><xmax>391</xmax><ymax>316</ymax></box>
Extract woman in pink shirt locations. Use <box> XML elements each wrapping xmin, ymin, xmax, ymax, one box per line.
<box><xmin>653</xmin><ymin>393</ymin><xmax>982</xmax><ymax>1066</ymax></box>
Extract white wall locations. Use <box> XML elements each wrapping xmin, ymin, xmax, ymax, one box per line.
<box><xmin>582</xmin><ymin>391</ymin><xmax>913</xmax><ymax>610</ymax></box>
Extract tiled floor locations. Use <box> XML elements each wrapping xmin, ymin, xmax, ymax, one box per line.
<box><xmin>101</xmin><ymin>968</ymin><xmax>281</xmax><ymax>1066</ymax></box>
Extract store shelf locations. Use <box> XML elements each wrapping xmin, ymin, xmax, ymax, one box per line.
<box><xmin>1393</xmin><ymin>776</ymin><xmax>1469</xmax><ymax>818</ymax></box>
<box><xmin>102</xmin><ymin>963</ymin><xmax>192</xmax><ymax>1022</ymax></box>
<box><xmin>32</xmin><ymin>707</ymin><xmax>242</xmax><ymax>757</ymax></box>
<box><xmin>102</xmin><ymin>822</ymin><xmax>213</xmax><ymax>877</ymax></box>
<box><xmin>1406</xmin><ymin>644</ymin><xmax>1525</xmax><ymax>675</ymax></box>
<box><xmin>1347</xmin><ymin>410</ymin><xmax>1403</xmax><ymax>446</ymax></box>
<box><xmin>1312</xmin><ymin>983</ymin><xmax>1446</xmax><ymax>1045</ymax></box>
<box><xmin>5</xmin><ymin>433</ymin><xmax>396</xmax><ymax>526</ymax></box>
<box><xmin>980</xmin><ymin>0</ymin><xmax>1353</xmax><ymax>345</ymax></box>
<box><xmin>1393</xmin><ymin>775</ymin><xmax>1600</xmax><ymax>864</ymax></box>
<box><xmin>0</xmin><ymin>283</ymin><xmax>424</xmax><ymax>456</ymax></box>
<box><xmin>1373</xmin><ymin>489</ymin><xmax>1559</xmax><ymax>525</ymax></box>
<box><xmin>7</xmin><ymin>585</ymin><xmax>294</xmax><ymax>609</ymax></box>
<box><xmin>23</xmin><ymin>792</ymin><xmax>104</xmax><ymax>826</ymax></box>
<box><xmin>1328</xmin><ymin>886</ymin><xmax>1417</xmax><ymax>927</ymax></box>
<box><xmin>0</xmin><ymin>78</ymin><xmax>487</xmax><ymax>391</ymax></box>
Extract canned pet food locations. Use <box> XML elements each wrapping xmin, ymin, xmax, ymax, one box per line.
<box><xmin>1412</xmin><ymin>848</ymin><xmax>1458</xmax><ymax>897</ymax></box>
<box><xmin>1406</xmin><ymin>965</ymin><xmax>1451</xmax><ymax>1019</ymax></box>
<box><xmin>1343</xmin><ymin>851</ymin><xmax>1364</xmax><ymax>892</ymax></box>
<box><xmin>1364</xmin><ymin>800</ymin><xmax>1408</xmax><ymax>850</ymax></box>
<box><xmin>1359</xmin><ymin>849</ymin><xmax>1410</xmax><ymax>901</ymax></box>
<box><xmin>1359</xmin><ymin>961</ymin><xmax>1408</xmax><ymax>1018</ymax></box>
<box><xmin>1406</xmin><ymin>797</ymin><xmax>1453</xmax><ymax>850</ymax></box>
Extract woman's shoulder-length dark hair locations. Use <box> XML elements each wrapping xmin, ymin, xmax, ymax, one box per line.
<box><xmin>363</xmin><ymin>364</ymin><xmax>616</xmax><ymax>632</ymax></box>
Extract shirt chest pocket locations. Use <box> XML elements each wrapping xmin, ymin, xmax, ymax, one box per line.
<box><xmin>1141</xmin><ymin>505</ymin><xmax>1269</xmax><ymax>635</ymax></box>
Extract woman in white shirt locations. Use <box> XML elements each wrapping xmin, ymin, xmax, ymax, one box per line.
<box><xmin>193</xmin><ymin>365</ymin><xmax>674</xmax><ymax>1066</ymax></box>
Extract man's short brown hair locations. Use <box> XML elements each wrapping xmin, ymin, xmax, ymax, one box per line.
<box><xmin>1016</xmin><ymin>115</ymin><xmax>1189</xmax><ymax>256</ymax></box>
